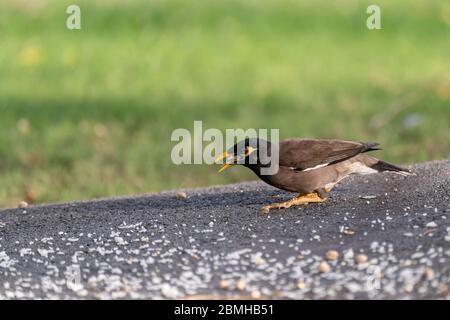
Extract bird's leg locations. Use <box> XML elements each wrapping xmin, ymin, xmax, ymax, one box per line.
<box><xmin>316</xmin><ymin>188</ymin><xmax>330</xmax><ymax>199</ymax></box>
<box><xmin>261</xmin><ymin>193</ymin><xmax>325</xmax><ymax>213</ymax></box>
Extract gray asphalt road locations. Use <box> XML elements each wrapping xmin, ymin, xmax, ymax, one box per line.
<box><xmin>0</xmin><ymin>160</ymin><xmax>449</xmax><ymax>299</ymax></box>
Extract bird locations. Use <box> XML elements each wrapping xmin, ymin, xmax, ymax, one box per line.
<box><xmin>215</xmin><ymin>138</ymin><xmax>412</xmax><ymax>213</ymax></box>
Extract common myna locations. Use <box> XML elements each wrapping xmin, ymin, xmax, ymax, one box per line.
<box><xmin>216</xmin><ymin>138</ymin><xmax>411</xmax><ymax>212</ymax></box>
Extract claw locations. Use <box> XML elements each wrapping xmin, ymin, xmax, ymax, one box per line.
<box><xmin>260</xmin><ymin>206</ymin><xmax>270</xmax><ymax>214</ymax></box>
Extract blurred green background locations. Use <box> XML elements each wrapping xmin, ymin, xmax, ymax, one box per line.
<box><xmin>0</xmin><ymin>0</ymin><xmax>449</xmax><ymax>208</ymax></box>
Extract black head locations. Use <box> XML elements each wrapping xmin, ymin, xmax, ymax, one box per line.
<box><xmin>215</xmin><ymin>138</ymin><xmax>272</xmax><ymax>172</ymax></box>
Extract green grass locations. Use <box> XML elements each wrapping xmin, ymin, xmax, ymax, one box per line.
<box><xmin>0</xmin><ymin>0</ymin><xmax>449</xmax><ymax>207</ymax></box>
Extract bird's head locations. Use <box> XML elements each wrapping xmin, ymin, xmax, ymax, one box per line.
<box><xmin>215</xmin><ymin>138</ymin><xmax>272</xmax><ymax>172</ymax></box>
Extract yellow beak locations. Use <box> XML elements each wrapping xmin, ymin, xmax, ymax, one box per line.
<box><xmin>215</xmin><ymin>151</ymin><xmax>234</xmax><ymax>173</ymax></box>
<box><xmin>218</xmin><ymin>163</ymin><xmax>233</xmax><ymax>173</ymax></box>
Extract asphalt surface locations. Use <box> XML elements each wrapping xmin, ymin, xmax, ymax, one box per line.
<box><xmin>0</xmin><ymin>160</ymin><xmax>449</xmax><ymax>299</ymax></box>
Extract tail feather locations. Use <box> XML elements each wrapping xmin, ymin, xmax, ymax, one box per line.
<box><xmin>361</xmin><ymin>142</ymin><xmax>382</xmax><ymax>153</ymax></box>
<box><xmin>371</xmin><ymin>160</ymin><xmax>413</xmax><ymax>176</ymax></box>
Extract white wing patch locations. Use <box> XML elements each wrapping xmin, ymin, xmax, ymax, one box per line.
<box><xmin>301</xmin><ymin>163</ymin><xmax>330</xmax><ymax>172</ymax></box>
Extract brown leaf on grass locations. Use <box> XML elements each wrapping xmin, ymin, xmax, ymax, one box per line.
<box><xmin>435</xmin><ymin>82</ymin><xmax>450</xmax><ymax>100</ymax></box>
<box><xmin>25</xmin><ymin>187</ymin><xmax>37</xmax><ymax>204</ymax></box>
<box><xmin>23</xmin><ymin>152</ymin><xmax>44</xmax><ymax>167</ymax></box>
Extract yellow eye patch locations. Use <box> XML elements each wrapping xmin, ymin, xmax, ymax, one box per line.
<box><xmin>245</xmin><ymin>146</ymin><xmax>257</xmax><ymax>156</ymax></box>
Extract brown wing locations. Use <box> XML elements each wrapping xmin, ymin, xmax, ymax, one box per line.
<box><xmin>278</xmin><ymin>139</ymin><xmax>380</xmax><ymax>171</ymax></box>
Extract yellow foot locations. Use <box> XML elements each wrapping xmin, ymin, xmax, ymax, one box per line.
<box><xmin>260</xmin><ymin>193</ymin><xmax>325</xmax><ymax>213</ymax></box>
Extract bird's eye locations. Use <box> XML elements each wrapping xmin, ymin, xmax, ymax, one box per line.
<box><xmin>244</xmin><ymin>146</ymin><xmax>255</xmax><ymax>157</ymax></box>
